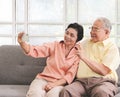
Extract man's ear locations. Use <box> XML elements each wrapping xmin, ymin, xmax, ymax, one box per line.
<box><xmin>105</xmin><ymin>29</ymin><xmax>110</xmax><ymax>35</ymax></box>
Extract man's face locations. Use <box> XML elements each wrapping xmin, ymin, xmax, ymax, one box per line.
<box><xmin>90</xmin><ymin>20</ymin><xmax>109</xmax><ymax>42</ymax></box>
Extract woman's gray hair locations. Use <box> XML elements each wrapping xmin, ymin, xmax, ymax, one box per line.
<box><xmin>97</xmin><ymin>17</ymin><xmax>112</xmax><ymax>31</ymax></box>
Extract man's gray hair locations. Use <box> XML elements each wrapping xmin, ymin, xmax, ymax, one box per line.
<box><xmin>97</xmin><ymin>17</ymin><xmax>112</xmax><ymax>31</ymax></box>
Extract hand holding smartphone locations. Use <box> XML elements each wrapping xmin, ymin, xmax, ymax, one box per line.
<box><xmin>22</xmin><ymin>33</ymin><xmax>29</xmax><ymax>42</ymax></box>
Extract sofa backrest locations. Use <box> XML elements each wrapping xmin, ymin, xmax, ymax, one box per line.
<box><xmin>0</xmin><ymin>45</ymin><xmax>46</xmax><ymax>85</ymax></box>
<box><xmin>116</xmin><ymin>48</ymin><xmax>120</xmax><ymax>86</ymax></box>
<box><xmin>0</xmin><ymin>45</ymin><xmax>120</xmax><ymax>86</ymax></box>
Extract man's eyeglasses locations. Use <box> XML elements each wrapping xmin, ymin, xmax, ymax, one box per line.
<box><xmin>89</xmin><ymin>26</ymin><xmax>104</xmax><ymax>32</ymax></box>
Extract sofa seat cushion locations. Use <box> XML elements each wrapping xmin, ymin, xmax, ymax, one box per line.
<box><xmin>115</xmin><ymin>87</ymin><xmax>120</xmax><ymax>97</ymax></box>
<box><xmin>0</xmin><ymin>85</ymin><xmax>29</xmax><ymax>97</ymax></box>
<box><xmin>0</xmin><ymin>45</ymin><xmax>46</xmax><ymax>85</ymax></box>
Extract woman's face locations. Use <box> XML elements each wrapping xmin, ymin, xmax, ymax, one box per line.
<box><xmin>64</xmin><ymin>28</ymin><xmax>78</xmax><ymax>46</ymax></box>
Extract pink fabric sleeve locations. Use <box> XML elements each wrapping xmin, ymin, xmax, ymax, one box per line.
<box><xmin>63</xmin><ymin>60</ymin><xmax>79</xmax><ymax>84</ymax></box>
<box><xmin>27</xmin><ymin>42</ymin><xmax>55</xmax><ymax>58</ymax></box>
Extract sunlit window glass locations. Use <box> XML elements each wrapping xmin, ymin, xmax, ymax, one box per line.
<box><xmin>66</xmin><ymin>0</ymin><xmax>77</xmax><ymax>22</ymax></box>
<box><xmin>16</xmin><ymin>25</ymin><xmax>24</xmax><ymax>34</ymax></box>
<box><xmin>116</xmin><ymin>38</ymin><xmax>120</xmax><ymax>47</ymax></box>
<box><xmin>29</xmin><ymin>37</ymin><xmax>63</xmax><ymax>45</ymax></box>
<box><xmin>0</xmin><ymin>25</ymin><xmax>12</xmax><ymax>35</ymax></box>
<box><xmin>16</xmin><ymin>0</ymin><xmax>24</xmax><ymax>22</ymax></box>
<box><xmin>0</xmin><ymin>37</ymin><xmax>12</xmax><ymax>45</ymax></box>
<box><xmin>78</xmin><ymin>0</ymin><xmax>115</xmax><ymax>23</ymax></box>
<box><xmin>28</xmin><ymin>25</ymin><xmax>64</xmax><ymax>36</ymax></box>
<box><xmin>0</xmin><ymin>0</ymin><xmax>12</xmax><ymax>22</ymax></box>
<box><xmin>0</xmin><ymin>0</ymin><xmax>119</xmax><ymax>47</ymax></box>
<box><xmin>29</xmin><ymin>0</ymin><xmax>64</xmax><ymax>23</ymax></box>
<box><xmin>118</xmin><ymin>25</ymin><xmax>120</xmax><ymax>35</ymax></box>
<box><xmin>118</xmin><ymin>0</ymin><xmax>120</xmax><ymax>22</ymax></box>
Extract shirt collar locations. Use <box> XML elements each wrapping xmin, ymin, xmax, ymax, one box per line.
<box><xmin>90</xmin><ymin>38</ymin><xmax>111</xmax><ymax>46</ymax></box>
<box><xmin>59</xmin><ymin>40</ymin><xmax>78</xmax><ymax>49</ymax></box>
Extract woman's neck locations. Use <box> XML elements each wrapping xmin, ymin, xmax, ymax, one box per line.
<box><xmin>65</xmin><ymin>44</ymin><xmax>75</xmax><ymax>58</ymax></box>
<box><xmin>65</xmin><ymin>44</ymin><xmax>74</xmax><ymax>50</ymax></box>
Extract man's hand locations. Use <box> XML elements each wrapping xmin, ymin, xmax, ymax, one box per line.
<box><xmin>75</xmin><ymin>44</ymin><xmax>85</xmax><ymax>60</ymax></box>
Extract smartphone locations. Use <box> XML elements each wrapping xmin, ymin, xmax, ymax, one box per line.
<box><xmin>22</xmin><ymin>33</ymin><xmax>29</xmax><ymax>42</ymax></box>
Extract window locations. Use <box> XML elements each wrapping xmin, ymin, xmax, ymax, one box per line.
<box><xmin>0</xmin><ymin>0</ymin><xmax>120</xmax><ymax>46</ymax></box>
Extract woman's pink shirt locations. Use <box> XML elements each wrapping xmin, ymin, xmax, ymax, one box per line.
<box><xmin>27</xmin><ymin>41</ymin><xmax>80</xmax><ymax>84</ymax></box>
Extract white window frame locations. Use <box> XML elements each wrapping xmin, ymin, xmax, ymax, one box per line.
<box><xmin>0</xmin><ymin>0</ymin><xmax>119</xmax><ymax>46</ymax></box>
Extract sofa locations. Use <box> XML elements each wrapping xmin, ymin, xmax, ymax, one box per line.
<box><xmin>0</xmin><ymin>45</ymin><xmax>120</xmax><ymax>97</ymax></box>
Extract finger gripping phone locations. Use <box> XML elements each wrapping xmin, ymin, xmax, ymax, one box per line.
<box><xmin>22</xmin><ymin>33</ymin><xmax>29</xmax><ymax>42</ymax></box>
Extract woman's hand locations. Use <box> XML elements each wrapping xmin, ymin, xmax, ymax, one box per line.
<box><xmin>17</xmin><ymin>32</ymin><xmax>25</xmax><ymax>44</ymax></box>
<box><xmin>17</xmin><ymin>32</ymin><xmax>30</xmax><ymax>54</ymax></box>
<box><xmin>44</xmin><ymin>78</ymin><xmax>66</xmax><ymax>92</ymax></box>
<box><xmin>44</xmin><ymin>82</ymin><xmax>56</xmax><ymax>92</ymax></box>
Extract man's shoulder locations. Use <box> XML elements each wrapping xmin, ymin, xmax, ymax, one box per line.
<box><xmin>81</xmin><ymin>38</ymin><xmax>91</xmax><ymax>45</ymax></box>
<box><xmin>103</xmin><ymin>38</ymin><xmax>118</xmax><ymax>49</ymax></box>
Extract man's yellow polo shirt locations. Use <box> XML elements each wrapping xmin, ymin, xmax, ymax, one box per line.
<box><xmin>77</xmin><ymin>38</ymin><xmax>120</xmax><ymax>82</ymax></box>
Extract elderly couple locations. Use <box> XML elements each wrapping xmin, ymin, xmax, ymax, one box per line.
<box><xmin>18</xmin><ymin>17</ymin><xmax>120</xmax><ymax>97</ymax></box>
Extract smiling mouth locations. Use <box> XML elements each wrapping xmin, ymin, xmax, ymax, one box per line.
<box><xmin>91</xmin><ymin>35</ymin><xmax>96</xmax><ymax>38</ymax></box>
<box><xmin>65</xmin><ymin>39</ymin><xmax>71</xmax><ymax>42</ymax></box>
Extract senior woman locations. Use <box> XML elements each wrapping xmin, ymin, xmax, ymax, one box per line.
<box><xmin>17</xmin><ymin>23</ymin><xmax>84</xmax><ymax>97</ymax></box>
